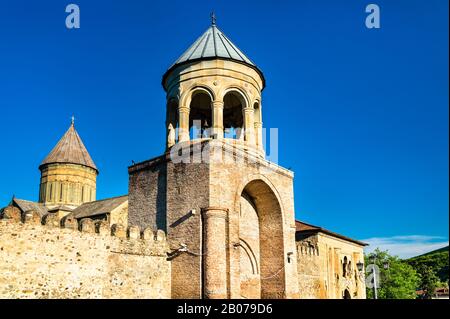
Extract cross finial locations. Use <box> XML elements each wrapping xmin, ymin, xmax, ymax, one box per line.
<box><xmin>211</xmin><ymin>12</ymin><xmax>216</xmax><ymax>26</ymax></box>
<box><xmin>71</xmin><ymin>115</ymin><xmax>75</xmax><ymax>126</ymax></box>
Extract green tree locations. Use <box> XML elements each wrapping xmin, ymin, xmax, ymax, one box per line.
<box><xmin>407</xmin><ymin>247</ymin><xmax>449</xmax><ymax>283</ymax></box>
<box><xmin>416</xmin><ymin>265</ymin><xmax>439</xmax><ymax>299</ymax></box>
<box><xmin>365</xmin><ymin>249</ymin><xmax>420</xmax><ymax>299</ymax></box>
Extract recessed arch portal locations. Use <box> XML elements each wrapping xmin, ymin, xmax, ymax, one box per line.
<box><xmin>238</xmin><ymin>178</ymin><xmax>286</xmax><ymax>299</ymax></box>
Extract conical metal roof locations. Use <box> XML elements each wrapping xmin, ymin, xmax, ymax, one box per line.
<box><xmin>162</xmin><ymin>19</ymin><xmax>265</xmax><ymax>89</ymax></box>
<box><xmin>173</xmin><ymin>24</ymin><xmax>255</xmax><ymax>66</ymax></box>
<box><xmin>40</xmin><ymin>122</ymin><xmax>97</xmax><ymax>172</ymax></box>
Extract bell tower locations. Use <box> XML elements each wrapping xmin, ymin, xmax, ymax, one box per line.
<box><xmin>128</xmin><ymin>17</ymin><xmax>299</xmax><ymax>299</ymax></box>
<box><xmin>163</xmin><ymin>16</ymin><xmax>264</xmax><ymax>155</ymax></box>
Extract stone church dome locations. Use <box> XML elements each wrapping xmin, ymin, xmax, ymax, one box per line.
<box><xmin>38</xmin><ymin>119</ymin><xmax>98</xmax><ymax>209</ymax></box>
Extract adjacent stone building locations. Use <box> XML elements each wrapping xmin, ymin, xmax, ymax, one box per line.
<box><xmin>295</xmin><ymin>221</ymin><xmax>367</xmax><ymax>299</ymax></box>
<box><xmin>0</xmin><ymin>18</ymin><xmax>367</xmax><ymax>299</ymax></box>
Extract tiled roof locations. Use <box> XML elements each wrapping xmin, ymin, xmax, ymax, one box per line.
<box><xmin>12</xmin><ymin>198</ymin><xmax>49</xmax><ymax>217</ymax></box>
<box><xmin>40</xmin><ymin>123</ymin><xmax>97</xmax><ymax>171</ymax></box>
<box><xmin>295</xmin><ymin>220</ymin><xmax>368</xmax><ymax>246</ymax></box>
<box><xmin>172</xmin><ymin>24</ymin><xmax>255</xmax><ymax>67</ymax></box>
<box><xmin>66</xmin><ymin>195</ymin><xmax>128</xmax><ymax>219</ymax></box>
<box><xmin>163</xmin><ymin>21</ymin><xmax>265</xmax><ymax>89</ymax></box>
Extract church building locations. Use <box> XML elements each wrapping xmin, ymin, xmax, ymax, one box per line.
<box><xmin>0</xmin><ymin>18</ymin><xmax>366</xmax><ymax>299</ymax></box>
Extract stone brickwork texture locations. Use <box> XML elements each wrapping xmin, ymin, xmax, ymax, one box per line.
<box><xmin>0</xmin><ymin>207</ymin><xmax>170</xmax><ymax>299</ymax></box>
<box><xmin>128</xmin><ymin>140</ymin><xmax>300</xmax><ymax>299</ymax></box>
<box><xmin>296</xmin><ymin>232</ymin><xmax>366</xmax><ymax>299</ymax></box>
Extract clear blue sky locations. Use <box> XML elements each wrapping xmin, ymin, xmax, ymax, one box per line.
<box><xmin>0</xmin><ymin>0</ymin><xmax>448</xmax><ymax>256</ymax></box>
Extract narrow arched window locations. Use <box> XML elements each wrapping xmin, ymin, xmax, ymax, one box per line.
<box><xmin>343</xmin><ymin>256</ymin><xmax>348</xmax><ymax>277</ymax></box>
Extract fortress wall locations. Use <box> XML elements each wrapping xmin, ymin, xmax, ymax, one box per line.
<box><xmin>0</xmin><ymin>207</ymin><xmax>171</xmax><ymax>299</ymax></box>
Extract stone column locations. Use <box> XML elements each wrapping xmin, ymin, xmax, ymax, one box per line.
<box><xmin>178</xmin><ymin>106</ymin><xmax>190</xmax><ymax>142</ymax></box>
<box><xmin>243</xmin><ymin>107</ymin><xmax>255</xmax><ymax>146</ymax></box>
<box><xmin>202</xmin><ymin>207</ymin><xmax>228</xmax><ymax>299</ymax></box>
<box><xmin>254</xmin><ymin>121</ymin><xmax>263</xmax><ymax>150</ymax></box>
<box><xmin>211</xmin><ymin>101</ymin><xmax>224</xmax><ymax>139</ymax></box>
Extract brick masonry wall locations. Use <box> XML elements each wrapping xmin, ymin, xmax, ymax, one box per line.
<box><xmin>128</xmin><ymin>155</ymin><xmax>168</xmax><ymax>231</ymax></box>
<box><xmin>127</xmin><ymin>140</ymin><xmax>300</xmax><ymax>299</ymax></box>
<box><xmin>208</xmin><ymin>141</ymin><xmax>299</xmax><ymax>298</ymax></box>
<box><xmin>0</xmin><ymin>207</ymin><xmax>171</xmax><ymax>299</ymax></box>
<box><xmin>128</xmin><ymin>150</ymin><xmax>210</xmax><ymax>299</ymax></box>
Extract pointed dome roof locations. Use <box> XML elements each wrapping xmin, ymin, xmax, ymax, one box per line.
<box><xmin>174</xmin><ymin>24</ymin><xmax>255</xmax><ymax>66</ymax></box>
<box><xmin>162</xmin><ymin>19</ymin><xmax>265</xmax><ymax>89</ymax></box>
<box><xmin>39</xmin><ymin>121</ymin><xmax>97</xmax><ymax>172</ymax></box>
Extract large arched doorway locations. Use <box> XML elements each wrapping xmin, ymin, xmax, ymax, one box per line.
<box><xmin>239</xmin><ymin>179</ymin><xmax>286</xmax><ymax>298</ymax></box>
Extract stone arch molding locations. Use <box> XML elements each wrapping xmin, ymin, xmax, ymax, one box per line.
<box><xmin>239</xmin><ymin>238</ymin><xmax>259</xmax><ymax>275</ymax></box>
<box><xmin>219</xmin><ymin>87</ymin><xmax>252</xmax><ymax>109</ymax></box>
<box><xmin>234</xmin><ymin>173</ymin><xmax>286</xmax><ymax>224</ymax></box>
<box><xmin>180</xmin><ymin>84</ymin><xmax>216</xmax><ymax>107</ymax></box>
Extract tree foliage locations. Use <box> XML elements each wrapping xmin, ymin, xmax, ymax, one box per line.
<box><xmin>365</xmin><ymin>249</ymin><xmax>420</xmax><ymax>299</ymax></box>
<box><xmin>407</xmin><ymin>247</ymin><xmax>449</xmax><ymax>283</ymax></box>
<box><xmin>416</xmin><ymin>265</ymin><xmax>440</xmax><ymax>299</ymax></box>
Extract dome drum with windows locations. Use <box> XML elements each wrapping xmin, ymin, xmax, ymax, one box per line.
<box><xmin>162</xmin><ymin>16</ymin><xmax>265</xmax><ymax>155</ymax></box>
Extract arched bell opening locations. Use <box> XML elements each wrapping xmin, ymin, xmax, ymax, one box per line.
<box><xmin>166</xmin><ymin>99</ymin><xmax>179</xmax><ymax>146</ymax></box>
<box><xmin>223</xmin><ymin>91</ymin><xmax>245</xmax><ymax>140</ymax></box>
<box><xmin>189</xmin><ymin>91</ymin><xmax>212</xmax><ymax>140</ymax></box>
<box><xmin>253</xmin><ymin>102</ymin><xmax>261</xmax><ymax>123</ymax></box>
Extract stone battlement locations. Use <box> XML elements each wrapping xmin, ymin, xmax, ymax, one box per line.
<box><xmin>1</xmin><ymin>206</ymin><xmax>167</xmax><ymax>254</ymax></box>
<box><xmin>0</xmin><ymin>206</ymin><xmax>171</xmax><ymax>298</ymax></box>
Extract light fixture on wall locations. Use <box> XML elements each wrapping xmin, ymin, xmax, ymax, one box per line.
<box><xmin>287</xmin><ymin>251</ymin><xmax>293</xmax><ymax>263</ymax></box>
<box><xmin>357</xmin><ymin>261</ymin><xmax>364</xmax><ymax>272</ymax></box>
<box><xmin>167</xmin><ymin>243</ymin><xmax>188</xmax><ymax>260</ymax></box>
<box><xmin>356</xmin><ymin>261</ymin><xmax>365</xmax><ymax>283</ymax></box>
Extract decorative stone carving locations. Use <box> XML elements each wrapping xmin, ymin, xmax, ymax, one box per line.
<box><xmin>167</xmin><ymin>124</ymin><xmax>176</xmax><ymax>148</ymax></box>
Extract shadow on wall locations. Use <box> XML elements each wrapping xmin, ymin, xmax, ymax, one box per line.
<box><xmin>156</xmin><ymin>164</ymin><xmax>167</xmax><ymax>232</ymax></box>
